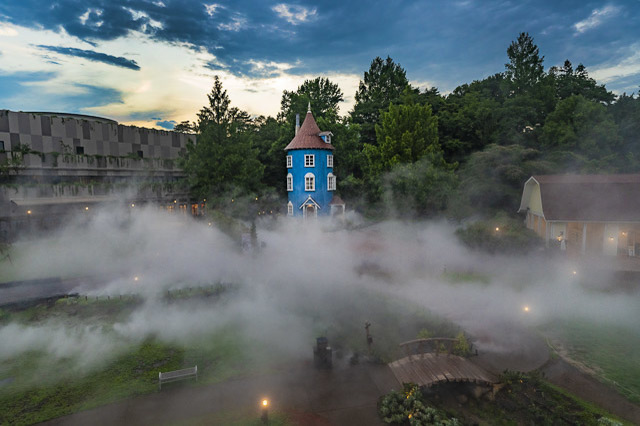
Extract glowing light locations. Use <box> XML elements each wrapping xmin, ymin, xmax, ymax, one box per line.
<box><xmin>85</xmin><ymin>206</ymin><xmax>89</xmax><ymax>211</ymax></box>
<box><xmin>231</xmin><ymin>199</ymin><xmax>234</xmax><ymax>202</ymax></box>
<box><xmin>495</xmin><ymin>227</ymin><xmax>500</xmax><ymax>232</ymax></box>
<box><xmin>208</xmin><ymin>222</ymin><xmax>212</xmax><ymax>226</ymax></box>
<box><xmin>262</xmin><ymin>399</ymin><xmax>268</xmax><ymax>407</ymax></box>
<box><xmin>131</xmin><ymin>203</ymin><xmax>135</xmax><ymax>207</ymax></box>
<box><xmin>255</xmin><ymin>197</ymin><xmax>258</xmax><ymax>201</ymax></box>
<box><xmin>608</xmin><ymin>236</ymin><xmax>614</xmax><ymax>241</ymax></box>
<box><xmin>622</xmin><ymin>232</ymin><xmax>627</xmax><ymax>236</ymax></box>
<box><xmin>572</xmin><ymin>270</ymin><xmax>577</xmax><ymax>275</ymax></box>
<box><xmin>523</xmin><ymin>305</ymin><xmax>530</xmax><ymax>312</ymax></box>
<box><xmin>174</xmin><ymin>200</ymin><xmax>177</xmax><ymax>203</ymax></box>
<box><xmin>26</xmin><ymin>210</ymin><xmax>32</xmax><ymax>215</ymax></box>
<box><xmin>134</xmin><ymin>276</ymin><xmax>139</xmax><ymax>282</ymax></box>
<box><xmin>203</xmin><ymin>199</ymin><xmax>206</xmax><ymax>202</ymax></box>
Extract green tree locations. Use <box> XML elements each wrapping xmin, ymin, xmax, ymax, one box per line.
<box><xmin>278</xmin><ymin>77</ymin><xmax>343</xmax><ymax>125</ymax></box>
<box><xmin>540</xmin><ymin>95</ymin><xmax>621</xmax><ymax>159</ymax></box>
<box><xmin>450</xmin><ymin>144</ymin><xmax>553</xmax><ymax>217</ymax></box>
<box><xmin>365</xmin><ymin>102</ymin><xmax>440</xmax><ymax>177</ymax></box>
<box><xmin>351</xmin><ymin>56</ymin><xmax>413</xmax><ymax>146</ymax></box>
<box><xmin>179</xmin><ymin>77</ymin><xmax>264</xmax><ymax>199</ymax></box>
<box><xmin>505</xmin><ymin>32</ymin><xmax>545</xmax><ymax>95</ymax></box>
<box><xmin>549</xmin><ymin>60</ymin><xmax>615</xmax><ymax>104</ymax></box>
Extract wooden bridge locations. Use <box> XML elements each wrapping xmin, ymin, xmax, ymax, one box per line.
<box><xmin>388</xmin><ymin>338</ymin><xmax>496</xmax><ymax>388</ymax></box>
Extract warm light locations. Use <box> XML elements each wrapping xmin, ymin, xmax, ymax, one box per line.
<box><xmin>85</xmin><ymin>206</ymin><xmax>89</xmax><ymax>211</ymax></box>
<box><xmin>557</xmin><ymin>236</ymin><xmax>562</xmax><ymax>242</ymax></box>
<box><xmin>231</xmin><ymin>199</ymin><xmax>234</xmax><ymax>202</ymax></box>
<box><xmin>26</xmin><ymin>210</ymin><xmax>32</xmax><ymax>215</ymax></box>
<box><xmin>131</xmin><ymin>203</ymin><xmax>135</xmax><ymax>207</ymax></box>
<box><xmin>174</xmin><ymin>200</ymin><xmax>177</xmax><ymax>203</ymax></box>
<box><xmin>622</xmin><ymin>232</ymin><xmax>627</xmax><ymax>236</ymax></box>
<box><xmin>208</xmin><ymin>222</ymin><xmax>212</xmax><ymax>226</ymax></box>
<box><xmin>495</xmin><ymin>227</ymin><xmax>500</xmax><ymax>232</ymax></box>
<box><xmin>262</xmin><ymin>399</ymin><xmax>268</xmax><ymax>407</ymax></box>
<box><xmin>203</xmin><ymin>199</ymin><xmax>206</xmax><ymax>202</ymax></box>
<box><xmin>572</xmin><ymin>270</ymin><xmax>577</xmax><ymax>275</ymax></box>
<box><xmin>523</xmin><ymin>306</ymin><xmax>530</xmax><ymax>312</ymax></box>
<box><xmin>609</xmin><ymin>236</ymin><xmax>614</xmax><ymax>241</ymax></box>
<box><xmin>134</xmin><ymin>276</ymin><xmax>139</xmax><ymax>282</ymax></box>
<box><xmin>255</xmin><ymin>197</ymin><xmax>258</xmax><ymax>201</ymax></box>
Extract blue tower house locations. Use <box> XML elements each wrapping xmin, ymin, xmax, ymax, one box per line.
<box><xmin>284</xmin><ymin>104</ymin><xmax>336</xmax><ymax>218</ymax></box>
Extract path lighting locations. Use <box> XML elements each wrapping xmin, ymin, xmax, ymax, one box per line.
<box><xmin>495</xmin><ymin>227</ymin><xmax>500</xmax><ymax>232</ymax></box>
<box><xmin>255</xmin><ymin>197</ymin><xmax>258</xmax><ymax>201</ymax></box>
<box><xmin>260</xmin><ymin>399</ymin><xmax>269</xmax><ymax>424</ymax></box>
<box><xmin>26</xmin><ymin>210</ymin><xmax>32</xmax><ymax>215</ymax></box>
<box><xmin>85</xmin><ymin>206</ymin><xmax>89</xmax><ymax>211</ymax></box>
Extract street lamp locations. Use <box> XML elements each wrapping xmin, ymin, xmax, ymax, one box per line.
<box><xmin>261</xmin><ymin>399</ymin><xmax>269</xmax><ymax>424</ymax></box>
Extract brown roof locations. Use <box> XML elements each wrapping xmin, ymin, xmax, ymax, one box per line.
<box><xmin>533</xmin><ymin>174</ymin><xmax>640</xmax><ymax>222</ymax></box>
<box><xmin>284</xmin><ymin>111</ymin><xmax>334</xmax><ymax>151</ymax></box>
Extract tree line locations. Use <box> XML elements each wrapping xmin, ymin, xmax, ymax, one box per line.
<box><xmin>179</xmin><ymin>32</ymin><xmax>640</xmax><ymax>219</ymax></box>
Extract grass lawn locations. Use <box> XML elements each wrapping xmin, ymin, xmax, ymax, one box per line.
<box><xmin>541</xmin><ymin>319</ymin><xmax>640</xmax><ymax>404</ymax></box>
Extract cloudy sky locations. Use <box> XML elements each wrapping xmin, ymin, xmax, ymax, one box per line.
<box><xmin>0</xmin><ymin>1</ymin><xmax>639</xmax><ymax>129</ymax></box>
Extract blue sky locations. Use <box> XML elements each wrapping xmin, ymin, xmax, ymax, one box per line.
<box><xmin>0</xmin><ymin>0</ymin><xmax>638</xmax><ymax>129</ymax></box>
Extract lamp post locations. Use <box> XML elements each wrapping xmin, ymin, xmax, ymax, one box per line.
<box><xmin>260</xmin><ymin>399</ymin><xmax>269</xmax><ymax>424</ymax></box>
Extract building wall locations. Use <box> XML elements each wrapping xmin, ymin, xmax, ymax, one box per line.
<box><xmin>0</xmin><ymin>110</ymin><xmax>193</xmax><ymax>166</ymax></box>
<box><xmin>286</xmin><ymin>148</ymin><xmax>334</xmax><ymax>217</ymax></box>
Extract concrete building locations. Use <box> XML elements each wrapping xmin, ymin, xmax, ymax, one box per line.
<box><xmin>284</xmin><ymin>105</ymin><xmax>344</xmax><ymax>218</ymax></box>
<box><xmin>518</xmin><ymin>174</ymin><xmax>640</xmax><ymax>258</ymax></box>
<box><xmin>0</xmin><ymin>110</ymin><xmax>197</xmax><ymax>240</ymax></box>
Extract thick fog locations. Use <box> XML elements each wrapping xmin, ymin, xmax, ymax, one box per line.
<box><xmin>1</xmin><ymin>206</ymin><xmax>638</xmax><ymax>372</ymax></box>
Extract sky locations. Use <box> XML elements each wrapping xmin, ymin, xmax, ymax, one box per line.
<box><xmin>0</xmin><ymin>0</ymin><xmax>639</xmax><ymax>129</ymax></box>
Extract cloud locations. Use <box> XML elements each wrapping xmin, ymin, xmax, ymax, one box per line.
<box><xmin>156</xmin><ymin>119</ymin><xmax>176</xmax><ymax>129</ymax></box>
<box><xmin>272</xmin><ymin>4</ymin><xmax>317</xmax><ymax>25</ymax></box>
<box><xmin>204</xmin><ymin>3</ymin><xmax>221</xmax><ymax>17</ymax></box>
<box><xmin>573</xmin><ymin>5</ymin><xmax>620</xmax><ymax>34</ymax></box>
<box><xmin>0</xmin><ymin>23</ymin><xmax>19</xmax><ymax>36</ymax></box>
<box><xmin>590</xmin><ymin>42</ymin><xmax>640</xmax><ymax>90</ymax></box>
<box><xmin>217</xmin><ymin>15</ymin><xmax>248</xmax><ymax>32</ymax></box>
<box><xmin>36</xmin><ymin>45</ymin><xmax>140</xmax><ymax>70</ymax></box>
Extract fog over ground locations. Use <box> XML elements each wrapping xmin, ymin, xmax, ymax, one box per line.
<box><xmin>1</xmin><ymin>206</ymin><xmax>639</xmax><ymax>372</ymax></box>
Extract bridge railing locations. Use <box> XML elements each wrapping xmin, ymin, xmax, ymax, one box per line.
<box><xmin>398</xmin><ymin>338</ymin><xmax>458</xmax><ymax>357</ymax></box>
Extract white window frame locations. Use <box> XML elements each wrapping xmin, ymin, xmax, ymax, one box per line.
<box><xmin>286</xmin><ymin>155</ymin><xmax>292</xmax><ymax>168</ymax></box>
<box><xmin>287</xmin><ymin>201</ymin><xmax>293</xmax><ymax>216</ymax></box>
<box><xmin>327</xmin><ymin>173</ymin><xmax>336</xmax><ymax>191</ymax></box>
<box><xmin>327</xmin><ymin>155</ymin><xmax>333</xmax><ymax>168</ymax></box>
<box><xmin>305</xmin><ymin>172</ymin><xmax>315</xmax><ymax>191</ymax></box>
<box><xmin>286</xmin><ymin>173</ymin><xmax>293</xmax><ymax>191</ymax></box>
<box><xmin>304</xmin><ymin>154</ymin><xmax>315</xmax><ymax>167</ymax></box>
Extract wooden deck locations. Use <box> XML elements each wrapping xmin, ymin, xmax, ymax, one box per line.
<box><xmin>388</xmin><ymin>353</ymin><xmax>497</xmax><ymax>388</ymax></box>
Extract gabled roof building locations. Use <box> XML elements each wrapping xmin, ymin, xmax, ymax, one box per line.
<box><xmin>518</xmin><ymin>174</ymin><xmax>640</xmax><ymax>257</ymax></box>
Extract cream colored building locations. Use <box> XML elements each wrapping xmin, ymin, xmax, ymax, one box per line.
<box><xmin>519</xmin><ymin>174</ymin><xmax>640</xmax><ymax>257</ymax></box>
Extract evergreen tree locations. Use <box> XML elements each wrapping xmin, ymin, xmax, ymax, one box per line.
<box><xmin>351</xmin><ymin>56</ymin><xmax>414</xmax><ymax>146</ymax></box>
<box><xmin>505</xmin><ymin>32</ymin><xmax>545</xmax><ymax>95</ymax></box>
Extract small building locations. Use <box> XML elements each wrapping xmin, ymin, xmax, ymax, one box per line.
<box><xmin>518</xmin><ymin>174</ymin><xmax>640</xmax><ymax>257</ymax></box>
<box><xmin>284</xmin><ymin>105</ymin><xmax>339</xmax><ymax>218</ymax></box>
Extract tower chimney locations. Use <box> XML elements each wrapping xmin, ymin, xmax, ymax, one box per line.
<box><xmin>295</xmin><ymin>113</ymin><xmax>300</xmax><ymax>135</ymax></box>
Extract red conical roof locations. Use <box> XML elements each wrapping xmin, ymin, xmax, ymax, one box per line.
<box><xmin>284</xmin><ymin>111</ymin><xmax>334</xmax><ymax>151</ymax></box>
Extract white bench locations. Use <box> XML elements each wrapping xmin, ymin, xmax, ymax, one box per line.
<box><xmin>158</xmin><ymin>366</ymin><xmax>197</xmax><ymax>390</ymax></box>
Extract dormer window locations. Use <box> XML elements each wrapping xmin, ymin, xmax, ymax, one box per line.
<box><xmin>304</xmin><ymin>154</ymin><xmax>315</xmax><ymax>167</ymax></box>
<box><xmin>319</xmin><ymin>131</ymin><xmax>332</xmax><ymax>144</ymax></box>
<box><xmin>286</xmin><ymin>155</ymin><xmax>292</xmax><ymax>168</ymax></box>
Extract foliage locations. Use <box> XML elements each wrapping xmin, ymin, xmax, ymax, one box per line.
<box><xmin>352</xmin><ymin>56</ymin><xmax>414</xmax><ymax>146</ymax></box>
<box><xmin>379</xmin><ymin>384</ymin><xmax>459</xmax><ymax>425</ymax></box>
<box><xmin>452</xmin><ymin>332</ymin><xmax>470</xmax><ymax>357</ymax></box>
<box><xmin>549</xmin><ymin>60</ymin><xmax>615</xmax><ymax>104</ymax></box>
<box><xmin>541</xmin><ymin>95</ymin><xmax>621</xmax><ymax>159</ymax></box>
<box><xmin>278</xmin><ymin>77</ymin><xmax>343</xmax><ymax>124</ymax></box>
<box><xmin>381</xmin><ymin>153</ymin><xmax>457</xmax><ymax>217</ymax></box>
<box><xmin>505</xmin><ymin>32</ymin><xmax>545</xmax><ymax>95</ymax></box>
<box><xmin>366</xmin><ymin>101</ymin><xmax>440</xmax><ymax>177</ymax></box>
<box><xmin>450</xmin><ymin>144</ymin><xmax>552</xmax><ymax>217</ymax></box>
<box><xmin>179</xmin><ymin>76</ymin><xmax>264</xmax><ymax>200</ymax></box>
<box><xmin>455</xmin><ymin>214</ymin><xmax>542</xmax><ymax>254</ymax></box>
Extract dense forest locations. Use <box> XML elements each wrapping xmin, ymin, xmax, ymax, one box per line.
<box><xmin>178</xmin><ymin>33</ymin><xmax>640</xmax><ymax>220</ymax></box>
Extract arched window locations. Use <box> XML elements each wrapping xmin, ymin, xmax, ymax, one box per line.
<box><xmin>305</xmin><ymin>172</ymin><xmax>315</xmax><ymax>191</ymax></box>
<box><xmin>287</xmin><ymin>201</ymin><xmax>293</xmax><ymax>216</ymax></box>
<box><xmin>327</xmin><ymin>173</ymin><xmax>336</xmax><ymax>191</ymax></box>
<box><xmin>287</xmin><ymin>173</ymin><xmax>293</xmax><ymax>191</ymax></box>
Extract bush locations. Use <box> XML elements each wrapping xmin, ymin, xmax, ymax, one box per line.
<box><xmin>455</xmin><ymin>214</ymin><xmax>541</xmax><ymax>254</ymax></box>
<box><xmin>379</xmin><ymin>384</ymin><xmax>459</xmax><ymax>425</ymax></box>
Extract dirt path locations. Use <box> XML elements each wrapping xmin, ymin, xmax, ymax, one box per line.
<box><xmin>43</xmin><ymin>361</ymin><xmax>400</xmax><ymax>426</ymax></box>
